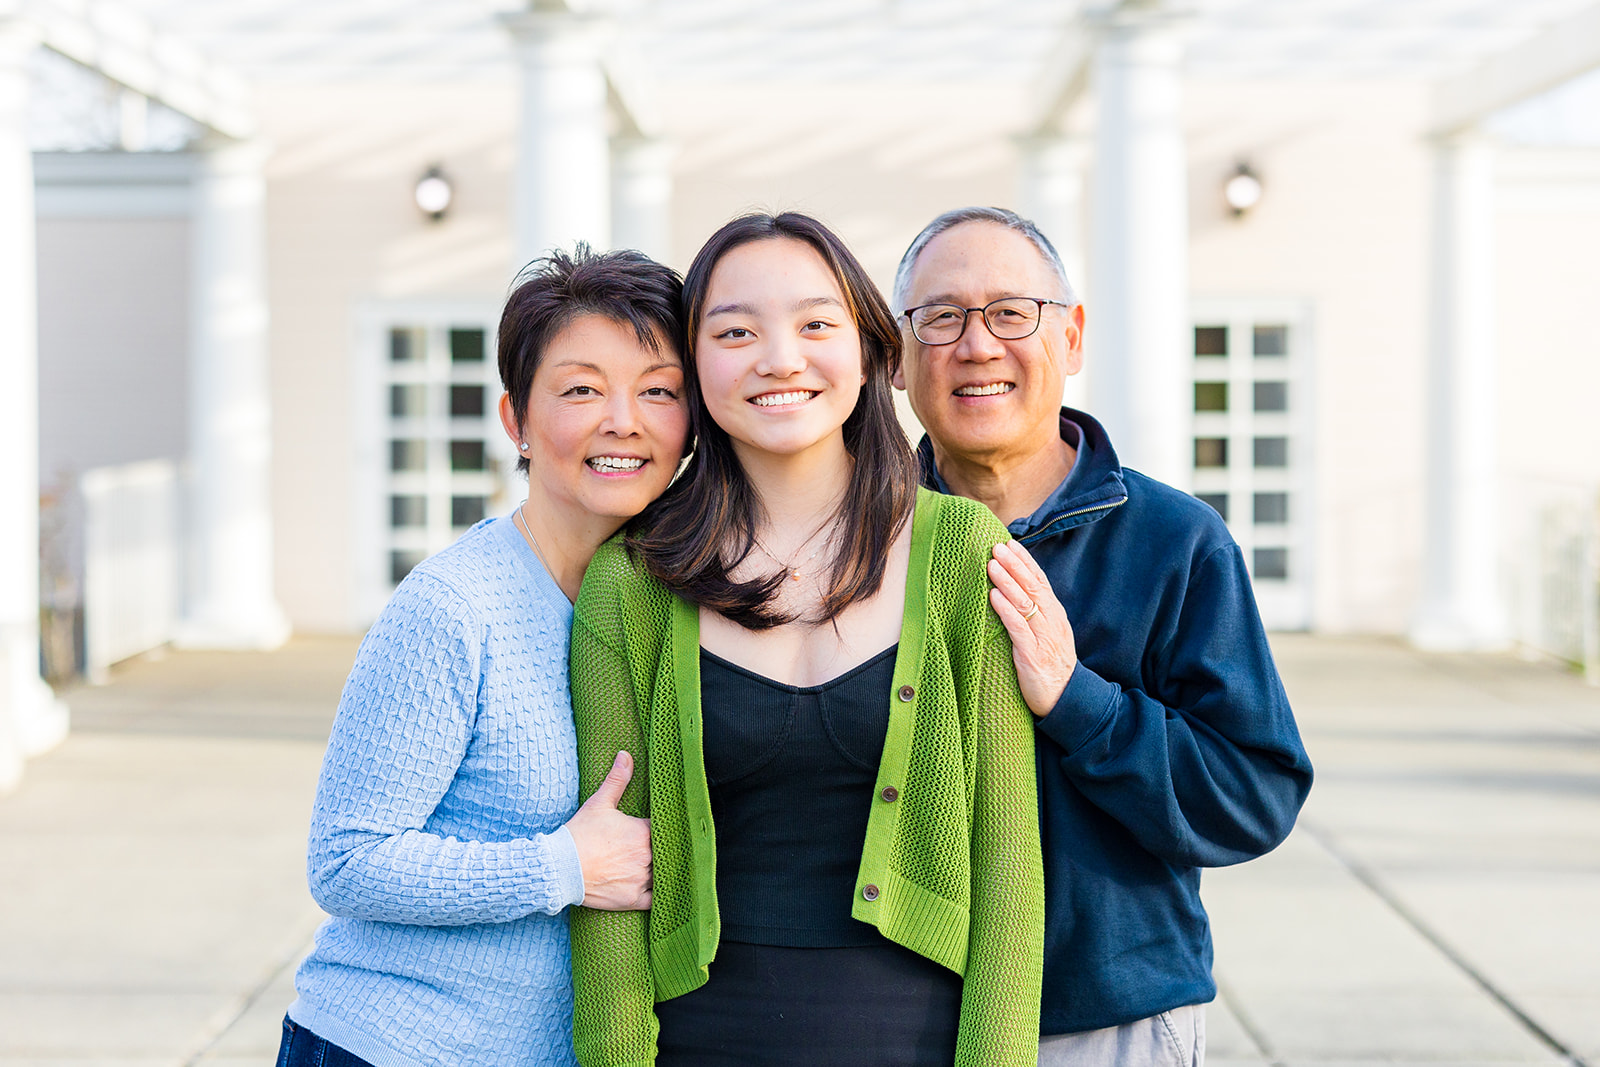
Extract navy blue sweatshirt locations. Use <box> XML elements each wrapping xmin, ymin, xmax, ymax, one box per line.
<box><xmin>919</xmin><ymin>408</ymin><xmax>1313</xmax><ymax>1035</ymax></box>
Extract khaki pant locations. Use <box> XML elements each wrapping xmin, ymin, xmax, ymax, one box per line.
<box><xmin>1038</xmin><ymin>1004</ymin><xmax>1205</xmax><ymax>1067</ymax></box>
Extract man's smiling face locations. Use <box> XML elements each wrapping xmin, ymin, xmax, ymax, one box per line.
<box><xmin>894</xmin><ymin>221</ymin><xmax>1083</xmax><ymax>470</ymax></box>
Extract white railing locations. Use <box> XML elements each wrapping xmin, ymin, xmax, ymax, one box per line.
<box><xmin>80</xmin><ymin>460</ymin><xmax>180</xmax><ymax>683</ymax></box>
<box><xmin>1510</xmin><ymin>480</ymin><xmax>1600</xmax><ymax>685</ymax></box>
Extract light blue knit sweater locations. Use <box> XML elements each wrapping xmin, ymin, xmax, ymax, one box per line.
<box><xmin>289</xmin><ymin>516</ymin><xmax>585</xmax><ymax>1067</ymax></box>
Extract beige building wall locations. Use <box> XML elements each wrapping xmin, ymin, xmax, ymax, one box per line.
<box><xmin>1184</xmin><ymin>79</ymin><xmax>1435</xmax><ymax>634</ymax></box>
<box><xmin>1183</xmin><ymin>84</ymin><xmax>1600</xmax><ymax>636</ymax></box>
<box><xmin>263</xmin><ymin>77</ymin><xmax>1023</xmax><ymax>630</ymax></box>
<box><xmin>1496</xmin><ymin>148</ymin><xmax>1600</xmax><ymax>490</ymax></box>
<box><xmin>1495</xmin><ymin>147</ymin><xmax>1600</xmax><ymax>643</ymax></box>
<box><xmin>252</xmin><ymin>73</ymin><xmax>1600</xmax><ymax>638</ymax></box>
<box><xmin>666</xmin><ymin>82</ymin><xmax>1024</xmax><ymax>285</ymax></box>
<box><xmin>261</xmin><ymin>83</ymin><xmax>515</xmax><ymax>631</ymax></box>
<box><xmin>36</xmin><ymin>216</ymin><xmax>191</xmax><ymax>489</ymax></box>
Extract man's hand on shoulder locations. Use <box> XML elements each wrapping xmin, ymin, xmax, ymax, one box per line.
<box><xmin>987</xmin><ymin>539</ymin><xmax>1077</xmax><ymax>718</ymax></box>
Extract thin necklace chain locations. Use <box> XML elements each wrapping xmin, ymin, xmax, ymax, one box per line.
<box><xmin>751</xmin><ymin>517</ymin><xmax>836</xmax><ymax>582</ymax></box>
<box><xmin>514</xmin><ymin>501</ymin><xmax>556</xmax><ymax>580</ymax></box>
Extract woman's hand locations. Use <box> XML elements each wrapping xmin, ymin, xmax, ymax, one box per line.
<box><xmin>565</xmin><ymin>751</ymin><xmax>653</xmax><ymax>911</ymax></box>
<box><xmin>987</xmin><ymin>539</ymin><xmax>1077</xmax><ymax>719</ymax></box>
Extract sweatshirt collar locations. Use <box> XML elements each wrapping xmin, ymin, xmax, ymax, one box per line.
<box><xmin>916</xmin><ymin>407</ymin><xmax>1128</xmax><ymax>546</ymax></box>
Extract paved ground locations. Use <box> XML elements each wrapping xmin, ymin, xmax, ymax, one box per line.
<box><xmin>1</xmin><ymin>634</ymin><xmax>1597</xmax><ymax>1066</ymax></box>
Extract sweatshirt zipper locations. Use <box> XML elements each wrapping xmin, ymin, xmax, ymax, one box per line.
<box><xmin>1019</xmin><ymin>496</ymin><xmax>1127</xmax><ymax>545</ymax></box>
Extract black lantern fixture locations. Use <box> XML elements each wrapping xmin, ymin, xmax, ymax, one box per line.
<box><xmin>1223</xmin><ymin>162</ymin><xmax>1263</xmax><ymax>217</ymax></box>
<box><xmin>414</xmin><ymin>165</ymin><xmax>454</xmax><ymax>221</ymax></box>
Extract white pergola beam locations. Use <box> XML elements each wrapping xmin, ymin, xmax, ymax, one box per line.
<box><xmin>1432</xmin><ymin>2</ymin><xmax>1600</xmax><ymax>135</ymax></box>
<box><xmin>25</xmin><ymin>0</ymin><xmax>256</xmax><ymax>138</ymax></box>
<box><xmin>605</xmin><ymin>59</ymin><xmax>659</xmax><ymax>141</ymax></box>
<box><xmin>1025</xmin><ymin>21</ymin><xmax>1094</xmax><ymax>137</ymax></box>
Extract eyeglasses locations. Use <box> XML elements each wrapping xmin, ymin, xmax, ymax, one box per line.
<box><xmin>902</xmin><ymin>297</ymin><xmax>1071</xmax><ymax>346</ymax></box>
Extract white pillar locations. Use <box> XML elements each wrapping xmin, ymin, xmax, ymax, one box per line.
<box><xmin>611</xmin><ymin>135</ymin><xmax>673</xmax><ymax>264</ymax></box>
<box><xmin>1019</xmin><ymin>133</ymin><xmax>1090</xmax><ymax>411</ymax></box>
<box><xmin>0</xmin><ymin>18</ymin><xmax>68</xmax><ymax>791</ymax></box>
<box><xmin>503</xmin><ymin>8</ymin><xmax>612</xmax><ymax>268</ymax></box>
<box><xmin>1088</xmin><ymin>9</ymin><xmax>1190</xmax><ymax>489</ymax></box>
<box><xmin>177</xmin><ymin>137</ymin><xmax>290</xmax><ymax>650</ymax></box>
<box><xmin>1412</xmin><ymin>131</ymin><xmax>1506</xmax><ymax>650</ymax></box>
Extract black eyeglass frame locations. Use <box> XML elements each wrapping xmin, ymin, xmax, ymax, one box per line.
<box><xmin>901</xmin><ymin>297</ymin><xmax>1073</xmax><ymax>346</ymax></box>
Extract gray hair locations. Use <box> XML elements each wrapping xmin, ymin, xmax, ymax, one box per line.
<box><xmin>891</xmin><ymin>206</ymin><xmax>1078</xmax><ymax>314</ymax></box>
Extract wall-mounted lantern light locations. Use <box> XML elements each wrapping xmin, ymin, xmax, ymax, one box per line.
<box><xmin>1223</xmin><ymin>162</ymin><xmax>1263</xmax><ymax>217</ymax></box>
<box><xmin>414</xmin><ymin>165</ymin><xmax>454</xmax><ymax>221</ymax></box>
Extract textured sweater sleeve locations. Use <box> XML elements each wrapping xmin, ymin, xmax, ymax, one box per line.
<box><xmin>569</xmin><ymin>548</ymin><xmax>659</xmax><ymax>1067</ymax></box>
<box><xmin>955</xmin><ymin>519</ymin><xmax>1046</xmax><ymax>1067</ymax></box>
<box><xmin>305</xmin><ymin>572</ymin><xmax>585</xmax><ymax>925</ymax></box>
<box><xmin>1035</xmin><ymin>541</ymin><xmax>1313</xmax><ymax>867</ymax></box>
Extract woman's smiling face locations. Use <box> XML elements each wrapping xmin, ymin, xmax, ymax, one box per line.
<box><xmin>695</xmin><ymin>237</ymin><xmax>865</xmax><ymax>466</ymax></box>
<box><xmin>512</xmin><ymin>313</ymin><xmax>688</xmax><ymax>529</ymax></box>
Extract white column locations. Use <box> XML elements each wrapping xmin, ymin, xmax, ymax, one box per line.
<box><xmin>0</xmin><ymin>18</ymin><xmax>68</xmax><ymax>791</ymax></box>
<box><xmin>503</xmin><ymin>8</ymin><xmax>612</xmax><ymax>268</ymax></box>
<box><xmin>1412</xmin><ymin>130</ymin><xmax>1506</xmax><ymax>650</ymax></box>
<box><xmin>611</xmin><ymin>135</ymin><xmax>673</xmax><ymax>264</ymax></box>
<box><xmin>1088</xmin><ymin>9</ymin><xmax>1190</xmax><ymax>489</ymax></box>
<box><xmin>177</xmin><ymin>137</ymin><xmax>290</xmax><ymax>650</ymax></box>
<box><xmin>1019</xmin><ymin>133</ymin><xmax>1090</xmax><ymax>411</ymax></box>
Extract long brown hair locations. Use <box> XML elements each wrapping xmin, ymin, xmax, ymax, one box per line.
<box><xmin>628</xmin><ymin>213</ymin><xmax>918</xmax><ymax>630</ymax></box>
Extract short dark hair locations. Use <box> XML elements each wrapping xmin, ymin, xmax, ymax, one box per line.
<box><xmin>629</xmin><ymin>212</ymin><xmax>918</xmax><ymax>630</ymax></box>
<box><xmin>497</xmin><ymin>245</ymin><xmax>686</xmax><ymax>473</ymax></box>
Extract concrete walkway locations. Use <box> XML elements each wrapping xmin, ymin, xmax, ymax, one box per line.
<box><xmin>1</xmin><ymin>635</ymin><xmax>1597</xmax><ymax>1065</ymax></box>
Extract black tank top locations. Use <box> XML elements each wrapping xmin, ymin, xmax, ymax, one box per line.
<box><xmin>698</xmin><ymin>645</ymin><xmax>897</xmax><ymax>947</ymax></box>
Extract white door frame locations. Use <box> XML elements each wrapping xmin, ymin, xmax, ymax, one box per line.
<box><xmin>1189</xmin><ymin>298</ymin><xmax>1316</xmax><ymax>631</ymax></box>
<box><xmin>351</xmin><ymin>299</ymin><xmax>510</xmax><ymax>625</ymax></box>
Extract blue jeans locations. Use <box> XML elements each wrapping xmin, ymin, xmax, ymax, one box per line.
<box><xmin>276</xmin><ymin>1016</ymin><xmax>377</xmax><ymax>1067</ymax></box>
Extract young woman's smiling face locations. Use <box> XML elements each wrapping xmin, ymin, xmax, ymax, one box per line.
<box><xmin>695</xmin><ymin>238</ymin><xmax>865</xmax><ymax>467</ymax></box>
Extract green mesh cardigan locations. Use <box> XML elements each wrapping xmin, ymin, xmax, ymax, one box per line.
<box><xmin>568</xmin><ymin>487</ymin><xmax>1045</xmax><ymax>1067</ymax></box>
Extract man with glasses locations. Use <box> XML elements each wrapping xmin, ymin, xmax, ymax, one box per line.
<box><xmin>892</xmin><ymin>207</ymin><xmax>1312</xmax><ymax>1065</ymax></box>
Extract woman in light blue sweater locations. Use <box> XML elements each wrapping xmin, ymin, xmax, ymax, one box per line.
<box><xmin>277</xmin><ymin>247</ymin><xmax>690</xmax><ymax>1067</ymax></box>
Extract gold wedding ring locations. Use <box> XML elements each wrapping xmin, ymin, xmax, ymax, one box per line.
<box><xmin>1021</xmin><ymin>601</ymin><xmax>1040</xmax><ymax>621</ymax></box>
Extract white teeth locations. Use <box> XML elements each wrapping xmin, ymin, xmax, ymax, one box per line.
<box><xmin>954</xmin><ymin>383</ymin><xmax>1014</xmax><ymax>397</ymax></box>
<box><xmin>588</xmin><ymin>456</ymin><xmax>644</xmax><ymax>472</ymax></box>
<box><xmin>752</xmin><ymin>391</ymin><xmax>816</xmax><ymax>407</ymax></box>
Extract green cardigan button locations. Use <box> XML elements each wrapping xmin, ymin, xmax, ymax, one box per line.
<box><xmin>897</xmin><ymin>684</ymin><xmax>915</xmax><ymax>702</ymax></box>
<box><xmin>880</xmin><ymin>786</ymin><xmax>899</xmax><ymax>803</ymax></box>
<box><xmin>862</xmin><ymin>883</ymin><xmax>880</xmax><ymax>901</ymax></box>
